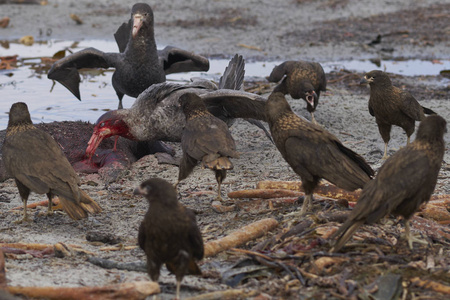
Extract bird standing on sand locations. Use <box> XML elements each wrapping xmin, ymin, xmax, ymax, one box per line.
<box><xmin>135</xmin><ymin>178</ymin><xmax>204</xmax><ymax>300</ymax></box>
<box><xmin>268</xmin><ymin>60</ymin><xmax>326</xmax><ymax>124</ymax></box>
<box><xmin>2</xmin><ymin>102</ymin><xmax>102</xmax><ymax>222</ymax></box>
<box><xmin>331</xmin><ymin>115</ymin><xmax>446</xmax><ymax>252</ymax></box>
<box><xmin>360</xmin><ymin>70</ymin><xmax>436</xmax><ymax>159</ymax></box>
<box><xmin>177</xmin><ymin>93</ymin><xmax>240</xmax><ymax>201</ymax></box>
<box><xmin>48</xmin><ymin>3</ymin><xmax>209</xmax><ymax>109</ymax></box>
<box><xmin>265</xmin><ymin>92</ymin><xmax>374</xmax><ymax>215</ymax></box>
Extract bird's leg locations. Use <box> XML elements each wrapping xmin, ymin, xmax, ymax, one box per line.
<box><xmin>215</xmin><ymin>170</ymin><xmax>227</xmax><ymax>201</ymax></box>
<box><xmin>299</xmin><ymin>194</ymin><xmax>313</xmax><ymax>216</ymax></box>
<box><xmin>47</xmin><ymin>194</ymin><xmax>53</xmax><ymax>215</ymax></box>
<box><xmin>404</xmin><ymin>220</ymin><xmax>428</xmax><ymax>249</ymax></box>
<box><xmin>113</xmin><ymin>136</ymin><xmax>119</xmax><ymax>151</ymax></box>
<box><xmin>15</xmin><ymin>199</ymin><xmax>32</xmax><ymax>224</ymax></box>
<box><xmin>310</xmin><ymin>112</ymin><xmax>318</xmax><ymax>125</ymax></box>
<box><xmin>406</xmin><ymin>136</ymin><xmax>411</xmax><ymax>145</ymax></box>
<box><xmin>117</xmin><ymin>99</ymin><xmax>123</xmax><ymax>110</ymax></box>
<box><xmin>382</xmin><ymin>143</ymin><xmax>389</xmax><ymax>160</ymax></box>
<box><xmin>176</xmin><ymin>279</ymin><xmax>181</xmax><ymax>300</ymax></box>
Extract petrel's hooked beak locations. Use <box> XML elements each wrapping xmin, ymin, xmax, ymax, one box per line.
<box><xmin>132</xmin><ymin>14</ymin><xmax>143</xmax><ymax>38</ymax></box>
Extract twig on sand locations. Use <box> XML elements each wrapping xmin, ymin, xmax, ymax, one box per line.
<box><xmin>204</xmin><ymin>218</ymin><xmax>279</xmax><ymax>257</ymax></box>
<box><xmin>7</xmin><ymin>281</ymin><xmax>160</xmax><ymax>300</ymax></box>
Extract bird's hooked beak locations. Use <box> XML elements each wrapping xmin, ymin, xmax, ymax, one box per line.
<box><xmin>305</xmin><ymin>91</ymin><xmax>317</xmax><ymax>107</ymax></box>
<box><xmin>86</xmin><ymin>128</ymin><xmax>112</xmax><ymax>159</ymax></box>
<box><xmin>360</xmin><ymin>75</ymin><xmax>373</xmax><ymax>85</ymax></box>
<box><xmin>132</xmin><ymin>14</ymin><xmax>144</xmax><ymax>38</ymax></box>
<box><xmin>133</xmin><ymin>185</ymin><xmax>149</xmax><ymax>196</ymax></box>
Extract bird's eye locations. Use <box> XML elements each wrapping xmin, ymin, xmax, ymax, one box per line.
<box><xmin>100</xmin><ymin>122</ymin><xmax>105</xmax><ymax>127</ymax></box>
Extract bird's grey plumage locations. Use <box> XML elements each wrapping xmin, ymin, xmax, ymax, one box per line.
<box><xmin>48</xmin><ymin>3</ymin><xmax>209</xmax><ymax>108</ymax></box>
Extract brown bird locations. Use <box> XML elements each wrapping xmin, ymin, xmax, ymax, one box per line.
<box><xmin>266</xmin><ymin>92</ymin><xmax>374</xmax><ymax>215</ymax></box>
<box><xmin>360</xmin><ymin>70</ymin><xmax>436</xmax><ymax>159</ymax></box>
<box><xmin>2</xmin><ymin>102</ymin><xmax>102</xmax><ymax>222</ymax></box>
<box><xmin>331</xmin><ymin>115</ymin><xmax>446</xmax><ymax>252</ymax></box>
<box><xmin>177</xmin><ymin>92</ymin><xmax>240</xmax><ymax>201</ymax></box>
<box><xmin>268</xmin><ymin>60</ymin><xmax>326</xmax><ymax>124</ymax></box>
<box><xmin>135</xmin><ymin>178</ymin><xmax>204</xmax><ymax>300</ymax></box>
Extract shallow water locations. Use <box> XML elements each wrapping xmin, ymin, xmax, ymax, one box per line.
<box><xmin>1</xmin><ymin>39</ymin><xmax>449</xmax><ymax>130</ymax></box>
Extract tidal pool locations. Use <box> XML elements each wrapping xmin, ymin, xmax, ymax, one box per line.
<box><xmin>1</xmin><ymin>39</ymin><xmax>449</xmax><ymax>130</ymax></box>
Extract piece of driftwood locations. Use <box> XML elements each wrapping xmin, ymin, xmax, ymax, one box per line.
<box><xmin>7</xmin><ymin>281</ymin><xmax>160</xmax><ymax>300</ymax></box>
<box><xmin>87</xmin><ymin>257</ymin><xmax>147</xmax><ymax>273</ymax></box>
<box><xmin>410</xmin><ymin>277</ymin><xmax>450</xmax><ymax>294</ymax></box>
<box><xmin>204</xmin><ymin>218</ymin><xmax>279</xmax><ymax>257</ymax></box>
<box><xmin>228</xmin><ymin>189</ymin><xmax>302</xmax><ymax>199</ymax></box>
<box><xmin>10</xmin><ymin>198</ymin><xmax>60</xmax><ymax>210</ymax></box>
<box><xmin>256</xmin><ymin>180</ymin><xmax>361</xmax><ymax>202</ymax></box>
<box><xmin>0</xmin><ymin>243</ymin><xmax>93</xmax><ymax>257</ymax></box>
<box><xmin>185</xmin><ymin>288</ymin><xmax>259</xmax><ymax>300</ymax></box>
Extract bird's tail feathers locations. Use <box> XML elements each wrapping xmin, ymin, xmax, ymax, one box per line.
<box><xmin>202</xmin><ymin>156</ymin><xmax>234</xmax><ymax>171</ymax></box>
<box><xmin>330</xmin><ymin>220</ymin><xmax>364</xmax><ymax>253</ymax></box>
<box><xmin>79</xmin><ymin>190</ymin><xmax>102</xmax><ymax>214</ymax></box>
<box><xmin>58</xmin><ymin>196</ymin><xmax>89</xmax><ymax>220</ymax></box>
<box><xmin>422</xmin><ymin>106</ymin><xmax>437</xmax><ymax>116</ymax></box>
<box><xmin>187</xmin><ymin>259</ymin><xmax>202</xmax><ymax>275</ymax></box>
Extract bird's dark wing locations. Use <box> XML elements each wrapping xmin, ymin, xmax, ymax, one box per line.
<box><xmin>185</xmin><ymin>207</ymin><xmax>204</xmax><ymax>260</ymax></box>
<box><xmin>138</xmin><ymin>221</ymin><xmax>146</xmax><ymax>250</ymax></box>
<box><xmin>368</xmin><ymin>102</ymin><xmax>375</xmax><ymax>116</ymax></box>
<box><xmin>218</xmin><ymin>54</ymin><xmax>245</xmax><ymax>90</ymax></box>
<box><xmin>397</xmin><ymin>88</ymin><xmax>424</xmax><ymax>121</ymax></box>
<box><xmin>158</xmin><ymin>46</ymin><xmax>210</xmax><ymax>75</ymax></box>
<box><xmin>268</xmin><ymin>61</ymin><xmax>290</xmax><ymax>83</ymax></box>
<box><xmin>182</xmin><ymin>115</ymin><xmax>237</xmax><ymax>160</ymax></box>
<box><xmin>3</xmin><ymin>130</ymin><xmax>81</xmax><ymax>200</ymax></box>
<box><xmin>283</xmin><ymin>127</ymin><xmax>372</xmax><ymax>190</ymax></box>
<box><xmin>348</xmin><ymin>148</ymin><xmax>431</xmax><ymax>224</ymax></box>
<box><xmin>48</xmin><ymin>48</ymin><xmax>120</xmax><ymax>100</ymax></box>
<box><xmin>114</xmin><ymin>21</ymin><xmax>131</xmax><ymax>53</ymax></box>
<box><xmin>312</xmin><ymin>62</ymin><xmax>327</xmax><ymax>91</ymax></box>
<box><xmin>201</xmin><ymin>90</ymin><xmax>268</xmax><ymax>122</ymax></box>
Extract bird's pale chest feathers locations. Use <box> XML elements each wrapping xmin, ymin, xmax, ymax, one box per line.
<box><xmin>6</xmin><ymin>124</ymin><xmax>36</xmax><ymax>137</ymax></box>
<box><xmin>275</xmin><ymin>114</ymin><xmax>302</xmax><ymax>131</ymax></box>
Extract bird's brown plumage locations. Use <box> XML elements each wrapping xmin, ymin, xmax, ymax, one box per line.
<box><xmin>178</xmin><ymin>93</ymin><xmax>240</xmax><ymax>200</ymax></box>
<box><xmin>2</xmin><ymin>102</ymin><xmax>102</xmax><ymax>221</ymax></box>
<box><xmin>266</xmin><ymin>92</ymin><xmax>374</xmax><ymax>214</ymax></box>
<box><xmin>135</xmin><ymin>178</ymin><xmax>203</xmax><ymax>299</ymax></box>
<box><xmin>268</xmin><ymin>60</ymin><xmax>326</xmax><ymax>124</ymax></box>
<box><xmin>361</xmin><ymin>70</ymin><xmax>436</xmax><ymax>159</ymax></box>
<box><xmin>331</xmin><ymin>115</ymin><xmax>446</xmax><ymax>252</ymax></box>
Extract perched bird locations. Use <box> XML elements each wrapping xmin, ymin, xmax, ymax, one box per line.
<box><xmin>2</xmin><ymin>102</ymin><xmax>102</xmax><ymax>222</ymax></box>
<box><xmin>135</xmin><ymin>178</ymin><xmax>204</xmax><ymax>300</ymax></box>
<box><xmin>265</xmin><ymin>92</ymin><xmax>374</xmax><ymax>215</ymax></box>
<box><xmin>361</xmin><ymin>70</ymin><xmax>436</xmax><ymax>159</ymax></box>
<box><xmin>268</xmin><ymin>60</ymin><xmax>326</xmax><ymax>124</ymax></box>
<box><xmin>48</xmin><ymin>3</ymin><xmax>209</xmax><ymax>109</ymax></box>
<box><xmin>85</xmin><ymin>54</ymin><xmax>270</xmax><ymax>158</ymax></box>
<box><xmin>177</xmin><ymin>93</ymin><xmax>240</xmax><ymax>201</ymax></box>
<box><xmin>331</xmin><ymin>115</ymin><xmax>446</xmax><ymax>252</ymax></box>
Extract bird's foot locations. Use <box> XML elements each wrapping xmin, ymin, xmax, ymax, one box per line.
<box><xmin>15</xmin><ymin>216</ymin><xmax>32</xmax><ymax>224</ymax></box>
<box><xmin>405</xmin><ymin>232</ymin><xmax>428</xmax><ymax>250</ymax></box>
<box><xmin>381</xmin><ymin>154</ymin><xmax>389</xmax><ymax>160</ymax></box>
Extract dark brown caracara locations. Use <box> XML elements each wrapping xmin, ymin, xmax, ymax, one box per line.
<box><xmin>266</xmin><ymin>92</ymin><xmax>374</xmax><ymax>215</ymax></box>
<box><xmin>268</xmin><ymin>60</ymin><xmax>326</xmax><ymax>124</ymax></box>
<box><xmin>177</xmin><ymin>93</ymin><xmax>240</xmax><ymax>201</ymax></box>
<box><xmin>135</xmin><ymin>178</ymin><xmax>204</xmax><ymax>300</ymax></box>
<box><xmin>360</xmin><ymin>70</ymin><xmax>436</xmax><ymax>159</ymax></box>
<box><xmin>48</xmin><ymin>3</ymin><xmax>209</xmax><ymax>109</ymax></box>
<box><xmin>331</xmin><ymin>115</ymin><xmax>446</xmax><ymax>252</ymax></box>
<box><xmin>2</xmin><ymin>103</ymin><xmax>102</xmax><ymax>222</ymax></box>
